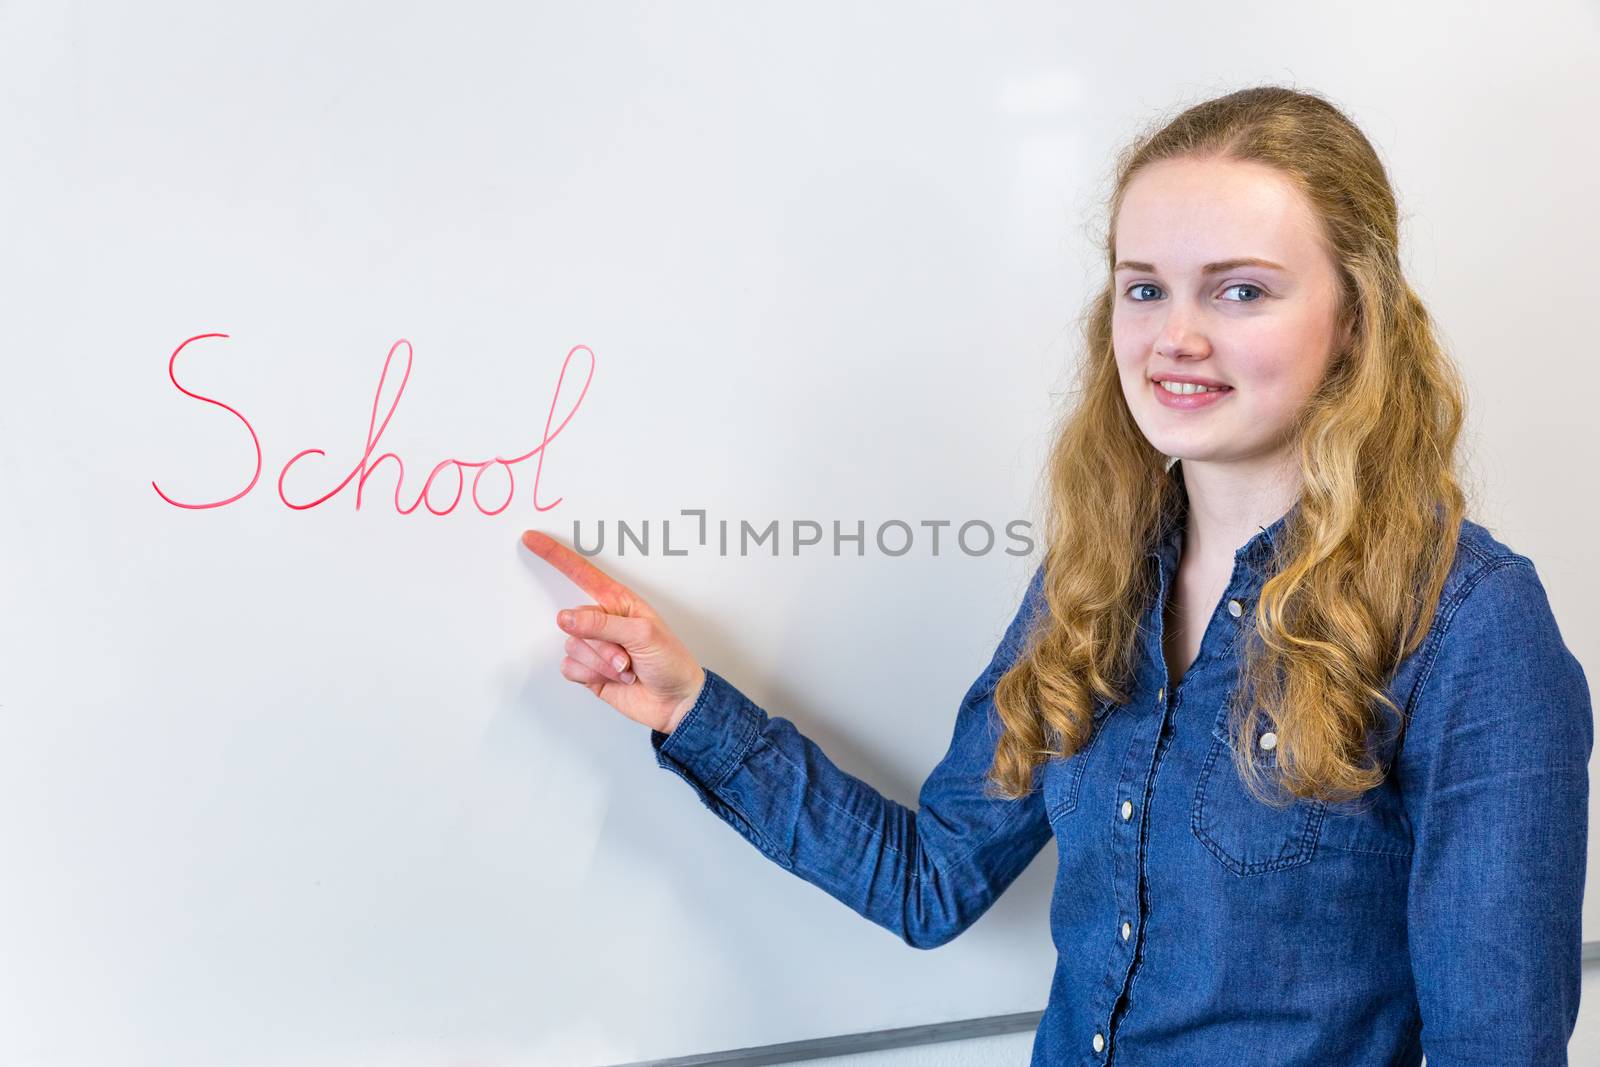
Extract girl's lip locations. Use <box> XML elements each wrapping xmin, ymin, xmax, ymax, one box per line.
<box><xmin>1152</xmin><ymin>377</ymin><xmax>1233</xmax><ymax>410</ymax></box>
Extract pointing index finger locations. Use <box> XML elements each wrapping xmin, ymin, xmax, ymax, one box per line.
<box><xmin>520</xmin><ymin>530</ymin><xmax>646</xmax><ymax>616</ymax></box>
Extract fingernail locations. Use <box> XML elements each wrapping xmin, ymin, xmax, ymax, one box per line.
<box><xmin>612</xmin><ymin>656</ymin><xmax>628</xmax><ymax>672</ymax></box>
<box><xmin>621</xmin><ymin>670</ymin><xmax>637</xmax><ymax>684</ymax></box>
<box><xmin>558</xmin><ymin>611</ymin><xmax>574</xmax><ymax>628</ymax></box>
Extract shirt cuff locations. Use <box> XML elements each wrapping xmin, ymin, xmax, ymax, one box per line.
<box><xmin>649</xmin><ymin>668</ymin><xmax>763</xmax><ymax>789</ymax></box>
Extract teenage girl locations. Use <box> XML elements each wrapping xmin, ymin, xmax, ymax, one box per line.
<box><xmin>522</xmin><ymin>85</ymin><xmax>1592</xmax><ymax>1066</ymax></box>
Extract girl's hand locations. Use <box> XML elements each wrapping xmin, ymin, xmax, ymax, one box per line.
<box><xmin>520</xmin><ymin>530</ymin><xmax>706</xmax><ymax>735</ymax></box>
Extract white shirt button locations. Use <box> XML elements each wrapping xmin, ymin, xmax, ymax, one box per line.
<box><xmin>1121</xmin><ymin>799</ymin><xmax>1133</xmax><ymax>821</ymax></box>
<box><xmin>1121</xmin><ymin>920</ymin><xmax>1132</xmax><ymax>941</ymax></box>
<box><xmin>1227</xmin><ymin>598</ymin><xmax>1243</xmax><ymax>617</ymax></box>
<box><xmin>1259</xmin><ymin>731</ymin><xmax>1278</xmax><ymax>751</ymax></box>
<box><xmin>1093</xmin><ymin>1032</ymin><xmax>1105</xmax><ymax>1052</ymax></box>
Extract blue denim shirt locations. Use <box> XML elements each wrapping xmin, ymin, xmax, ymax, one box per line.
<box><xmin>650</xmin><ymin>497</ymin><xmax>1592</xmax><ymax>1065</ymax></box>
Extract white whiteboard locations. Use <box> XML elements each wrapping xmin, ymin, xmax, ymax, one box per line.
<box><xmin>2</xmin><ymin>2</ymin><xmax>1595</xmax><ymax>1064</ymax></box>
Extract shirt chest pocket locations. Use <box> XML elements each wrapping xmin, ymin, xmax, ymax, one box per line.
<box><xmin>1190</xmin><ymin>711</ymin><xmax>1328</xmax><ymax>876</ymax></box>
<box><xmin>1044</xmin><ymin>700</ymin><xmax>1115</xmax><ymax>823</ymax></box>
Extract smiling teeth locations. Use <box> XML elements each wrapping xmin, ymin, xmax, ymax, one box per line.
<box><xmin>1159</xmin><ymin>380</ymin><xmax>1226</xmax><ymax>395</ymax></box>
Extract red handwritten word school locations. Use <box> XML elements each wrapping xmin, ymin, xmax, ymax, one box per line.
<box><xmin>151</xmin><ymin>333</ymin><xmax>594</xmax><ymax>515</ymax></box>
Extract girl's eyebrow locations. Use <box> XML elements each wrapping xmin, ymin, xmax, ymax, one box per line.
<box><xmin>1113</xmin><ymin>257</ymin><xmax>1289</xmax><ymax>274</ymax></box>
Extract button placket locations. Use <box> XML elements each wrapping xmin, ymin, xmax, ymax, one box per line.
<box><xmin>1101</xmin><ymin>698</ymin><xmax>1159</xmax><ymax>1057</ymax></box>
<box><xmin>1096</xmin><ymin>677</ymin><xmax>1177</xmax><ymax>1060</ymax></box>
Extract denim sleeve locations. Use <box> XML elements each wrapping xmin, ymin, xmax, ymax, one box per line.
<box><xmin>1400</xmin><ymin>558</ymin><xmax>1593</xmax><ymax>1065</ymax></box>
<box><xmin>649</xmin><ymin>566</ymin><xmax>1053</xmax><ymax>949</ymax></box>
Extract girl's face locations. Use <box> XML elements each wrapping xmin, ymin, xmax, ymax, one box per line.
<box><xmin>1111</xmin><ymin>157</ymin><xmax>1348</xmax><ymax>471</ymax></box>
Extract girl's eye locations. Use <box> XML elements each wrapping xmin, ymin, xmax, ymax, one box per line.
<box><xmin>1121</xmin><ymin>282</ymin><xmax>1266</xmax><ymax>303</ymax></box>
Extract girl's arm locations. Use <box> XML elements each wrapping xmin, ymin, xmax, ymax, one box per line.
<box><xmin>650</xmin><ymin>566</ymin><xmax>1053</xmax><ymax>949</ymax></box>
<box><xmin>1399</xmin><ymin>558</ymin><xmax>1593</xmax><ymax>1064</ymax></box>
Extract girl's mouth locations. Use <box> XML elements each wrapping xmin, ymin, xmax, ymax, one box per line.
<box><xmin>1152</xmin><ymin>378</ymin><xmax>1233</xmax><ymax>410</ymax></box>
